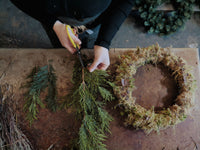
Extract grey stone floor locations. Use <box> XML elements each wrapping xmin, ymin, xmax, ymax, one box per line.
<box><xmin>0</xmin><ymin>0</ymin><xmax>200</xmax><ymax>57</ymax></box>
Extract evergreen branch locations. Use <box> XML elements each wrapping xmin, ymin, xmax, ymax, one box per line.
<box><xmin>20</xmin><ymin>66</ymin><xmax>40</xmax><ymax>89</ymax></box>
<box><xmin>23</xmin><ymin>92</ymin><xmax>44</xmax><ymax>125</ymax></box>
<box><xmin>23</xmin><ymin>63</ymin><xmax>58</xmax><ymax>125</ymax></box>
<box><xmin>77</xmin><ymin>70</ymin><xmax>113</xmax><ymax>150</ymax></box>
<box><xmin>31</xmin><ymin>65</ymin><xmax>49</xmax><ymax>91</ymax></box>
<box><xmin>62</xmin><ymin>57</ymin><xmax>115</xmax><ymax>149</ymax></box>
<box><xmin>45</xmin><ymin>64</ymin><xmax>58</xmax><ymax>112</ymax></box>
<box><xmin>23</xmin><ymin>66</ymin><xmax>48</xmax><ymax>125</ymax></box>
<box><xmin>59</xmin><ymin>56</ymin><xmax>115</xmax><ymax>149</ymax></box>
<box><xmin>79</xmin><ymin>114</ymin><xmax>107</xmax><ymax>150</ymax></box>
<box><xmin>97</xmin><ymin>107</ymin><xmax>113</xmax><ymax>133</ymax></box>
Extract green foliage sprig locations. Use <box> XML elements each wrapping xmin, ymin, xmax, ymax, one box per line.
<box><xmin>45</xmin><ymin>64</ymin><xmax>58</xmax><ymax>112</ymax></box>
<box><xmin>77</xmin><ymin>80</ymin><xmax>113</xmax><ymax>150</ymax></box>
<box><xmin>134</xmin><ymin>0</ymin><xmax>196</xmax><ymax>35</ymax></box>
<box><xmin>23</xmin><ymin>63</ymin><xmax>58</xmax><ymax>125</ymax></box>
<box><xmin>62</xmin><ymin>59</ymin><xmax>115</xmax><ymax>150</ymax></box>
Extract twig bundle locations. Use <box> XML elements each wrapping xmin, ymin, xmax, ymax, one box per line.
<box><xmin>0</xmin><ymin>84</ymin><xmax>33</xmax><ymax>149</ymax></box>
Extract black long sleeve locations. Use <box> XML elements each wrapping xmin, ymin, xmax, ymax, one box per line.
<box><xmin>10</xmin><ymin>0</ymin><xmax>58</xmax><ymax>29</ymax></box>
<box><xmin>10</xmin><ymin>0</ymin><xmax>134</xmax><ymax>49</ymax></box>
<box><xmin>94</xmin><ymin>0</ymin><xmax>135</xmax><ymax>49</ymax></box>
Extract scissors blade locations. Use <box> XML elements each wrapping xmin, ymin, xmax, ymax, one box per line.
<box><xmin>76</xmin><ymin>49</ymin><xmax>85</xmax><ymax>68</ymax></box>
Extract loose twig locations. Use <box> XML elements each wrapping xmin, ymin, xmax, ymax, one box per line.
<box><xmin>191</xmin><ymin>137</ymin><xmax>198</xmax><ymax>150</ymax></box>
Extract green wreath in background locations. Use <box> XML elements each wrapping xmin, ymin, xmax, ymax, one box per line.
<box><xmin>134</xmin><ymin>0</ymin><xmax>196</xmax><ymax>35</ymax></box>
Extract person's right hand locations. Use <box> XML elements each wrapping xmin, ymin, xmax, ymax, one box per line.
<box><xmin>53</xmin><ymin>20</ymin><xmax>81</xmax><ymax>54</ymax></box>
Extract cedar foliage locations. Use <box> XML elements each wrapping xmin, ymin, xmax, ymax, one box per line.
<box><xmin>23</xmin><ymin>63</ymin><xmax>57</xmax><ymax>125</ymax></box>
<box><xmin>45</xmin><ymin>64</ymin><xmax>57</xmax><ymax>112</ymax></box>
<box><xmin>62</xmin><ymin>59</ymin><xmax>115</xmax><ymax>150</ymax></box>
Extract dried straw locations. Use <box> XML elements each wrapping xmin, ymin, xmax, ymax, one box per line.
<box><xmin>0</xmin><ymin>84</ymin><xmax>33</xmax><ymax>150</ymax></box>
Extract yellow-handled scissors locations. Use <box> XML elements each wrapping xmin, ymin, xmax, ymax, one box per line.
<box><xmin>66</xmin><ymin>25</ymin><xmax>85</xmax><ymax>67</ymax></box>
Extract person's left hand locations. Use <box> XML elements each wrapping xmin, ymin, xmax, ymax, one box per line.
<box><xmin>88</xmin><ymin>45</ymin><xmax>110</xmax><ymax>72</ymax></box>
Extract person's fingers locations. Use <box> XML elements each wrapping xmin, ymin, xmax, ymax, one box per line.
<box><xmin>97</xmin><ymin>63</ymin><xmax>108</xmax><ymax>70</ymax></box>
<box><xmin>90</xmin><ymin>63</ymin><xmax>108</xmax><ymax>71</ymax></box>
<box><xmin>88</xmin><ymin>59</ymin><xmax>100</xmax><ymax>72</ymax></box>
<box><xmin>53</xmin><ymin>21</ymin><xmax>79</xmax><ymax>54</ymax></box>
<box><xmin>61</xmin><ymin>37</ymin><xmax>76</xmax><ymax>54</ymax></box>
<box><xmin>72</xmin><ymin>34</ymin><xmax>82</xmax><ymax>45</ymax></box>
<box><xmin>73</xmin><ymin>28</ymin><xmax>76</xmax><ymax>34</ymax></box>
<box><xmin>66</xmin><ymin>45</ymin><xmax>76</xmax><ymax>54</ymax></box>
<box><xmin>68</xmin><ymin>27</ymin><xmax>81</xmax><ymax>45</ymax></box>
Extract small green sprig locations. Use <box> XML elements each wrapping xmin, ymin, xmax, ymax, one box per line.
<box><xmin>23</xmin><ymin>63</ymin><xmax>58</xmax><ymax>125</ymax></box>
<box><xmin>45</xmin><ymin>64</ymin><xmax>58</xmax><ymax>112</ymax></box>
<box><xmin>23</xmin><ymin>66</ymin><xmax>48</xmax><ymax>125</ymax></box>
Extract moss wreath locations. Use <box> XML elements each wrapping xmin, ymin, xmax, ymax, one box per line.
<box><xmin>134</xmin><ymin>0</ymin><xmax>195</xmax><ymax>35</ymax></box>
<box><xmin>114</xmin><ymin>44</ymin><xmax>196</xmax><ymax>133</ymax></box>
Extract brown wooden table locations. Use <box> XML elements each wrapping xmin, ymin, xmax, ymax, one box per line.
<box><xmin>0</xmin><ymin>48</ymin><xmax>199</xmax><ymax>150</ymax></box>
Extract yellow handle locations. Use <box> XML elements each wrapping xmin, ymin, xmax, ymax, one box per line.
<box><xmin>66</xmin><ymin>25</ymin><xmax>80</xmax><ymax>49</ymax></box>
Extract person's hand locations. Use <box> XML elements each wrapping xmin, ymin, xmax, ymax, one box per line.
<box><xmin>88</xmin><ymin>45</ymin><xmax>110</xmax><ymax>72</ymax></box>
<box><xmin>53</xmin><ymin>20</ymin><xmax>81</xmax><ymax>54</ymax></box>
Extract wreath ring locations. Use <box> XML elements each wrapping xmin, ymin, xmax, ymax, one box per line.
<box><xmin>114</xmin><ymin>44</ymin><xmax>196</xmax><ymax>133</ymax></box>
<box><xmin>135</xmin><ymin>0</ymin><xmax>195</xmax><ymax>34</ymax></box>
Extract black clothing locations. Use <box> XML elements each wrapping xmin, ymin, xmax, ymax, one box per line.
<box><xmin>10</xmin><ymin>0</ymin><xmax>134</xmax><ymax>49</ymax></box>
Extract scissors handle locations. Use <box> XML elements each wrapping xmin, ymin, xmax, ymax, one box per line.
<box><xmin>66</xmin><ymin>25</ymin><xmax>85</xmax><ymax>68</ymax></box>
<box><xmin>66</xmin><ymin>25</ymin><xmax>80</xmax><ymax>49</ymax></box>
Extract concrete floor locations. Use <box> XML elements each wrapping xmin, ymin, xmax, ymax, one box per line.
<box><xmin>0</xmin><ymin>0</ymin><xmax>200</xmax><ymax>53</ymax></box>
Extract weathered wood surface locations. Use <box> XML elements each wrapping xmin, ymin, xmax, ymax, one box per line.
<box><xmin>0</xmin><ymin>48</ymin><xmax>199</xmax><ymax>150</ymax></box>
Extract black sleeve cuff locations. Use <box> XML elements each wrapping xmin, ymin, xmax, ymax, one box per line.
<box><xmin>95</xmin><ymin>40</ymin><xmax>110</xmax><ymax>50</ymax></box>
<box><xmin>93</xmin><ymin>0</ymin><xmax>134</xmax><ymax>50</ymax></box>
<box><xmin>42</xmin><ymin>15</ymin><xmax>58</xmax><ymax>29</ymax></box>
